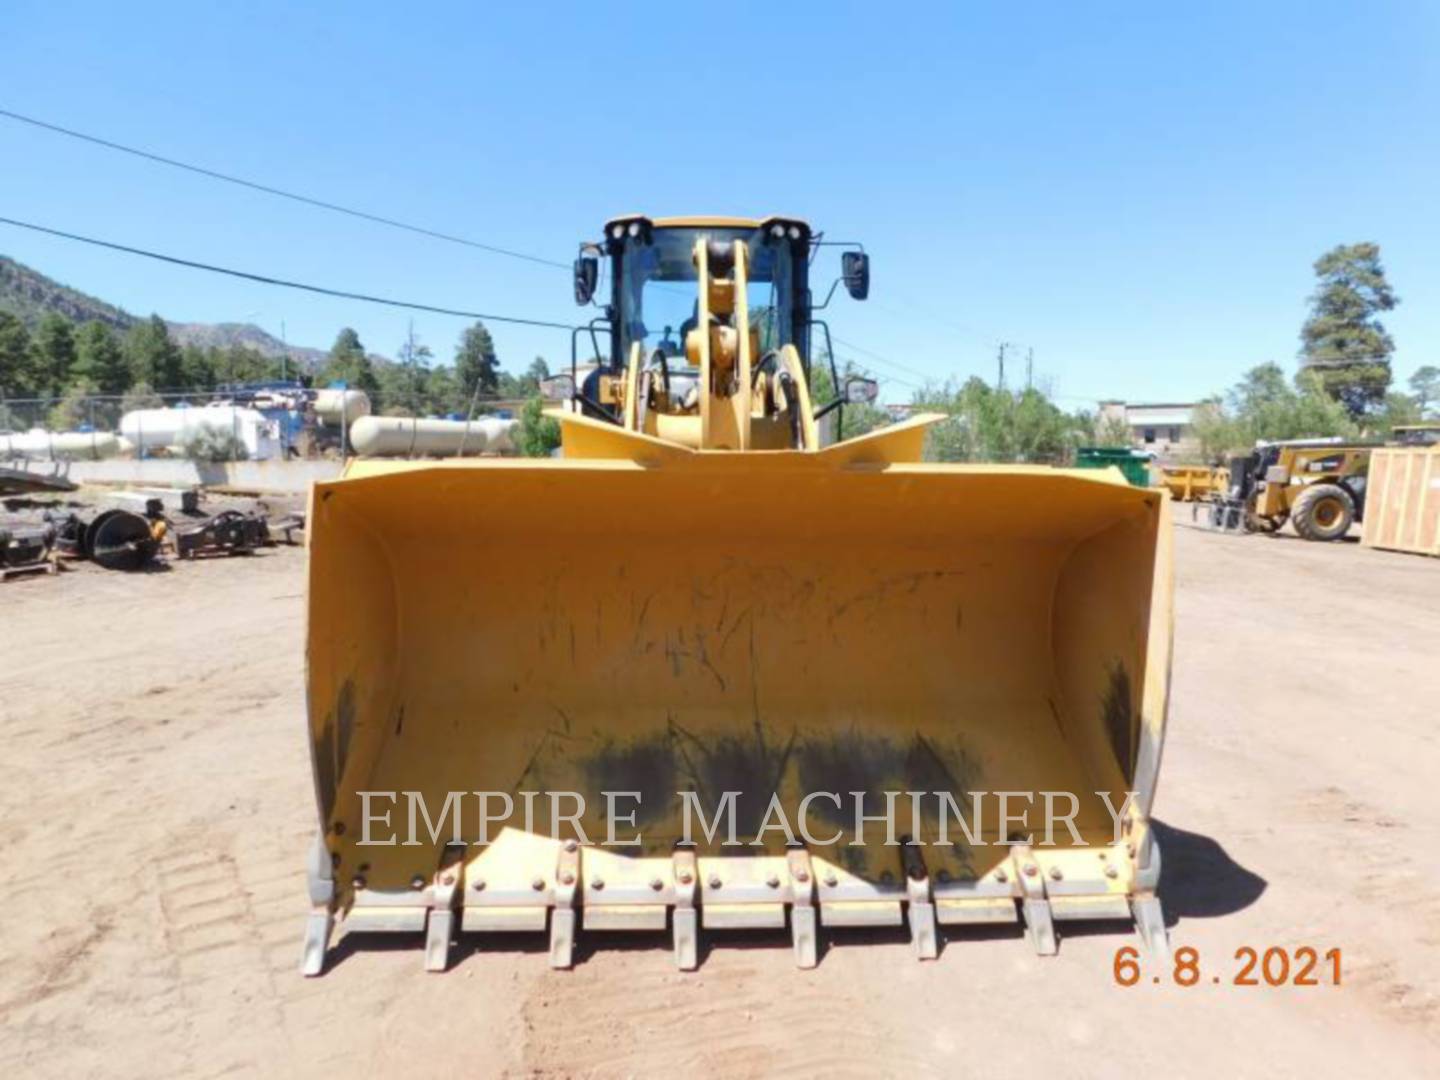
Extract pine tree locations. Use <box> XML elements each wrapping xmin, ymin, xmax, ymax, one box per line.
<box><xmin>454</xmin><ymin>322</ymin><xmax>500</xmax><ymax>399</ymax></box>
<box><xmin>123</xmin><ymin>315</ymin><xmax>183</xmax><ymax>390</ymax></box>
<box><xmin>1299</xmin><ymin>243</ymin><xmax>1399</xmax><ymax>417</ymax></box>
<box><xmin>180</xmin><ymin>344</ymin><xmax>216</xmax><ymax>391</ymax></box>
<box><xmin>32</xmin><ymin>313</ymin><xmax>77</xmax><ymax>396</ymax></box>
<box><xmin>1410</xmin><ymin>366</ymin><xmax>1439</xmax><ymax>418</ymax></box>
<box><xmin>73</xmin><ymin>321</ymin><xmax>131</xmax><ymax>395</ymax></box>
<box><xmin>321</xmin><ymin>327</ymin><xmax>380</xmax><ymax>398</ymax></box>
<box><xmin>0</xmin><ymin>310</ymin><xmax>36</xmax><ymax>398</ymax></box>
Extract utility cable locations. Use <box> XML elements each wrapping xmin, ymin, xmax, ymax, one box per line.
<box><xmin>0</xmin><ymin>106</ymin><xmax>570</xmax><ymax>269</ymax></box>
<box><xmin>0</xmin><ymin>215</ymin><xmax>578</xmax><ymax>331</ymax></box>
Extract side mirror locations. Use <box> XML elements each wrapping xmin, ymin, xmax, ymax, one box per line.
<box><xmin>573</xmin><ymin>256</ymin><xmax>599</xmax><ymax>305</ymax></box>
<box><xmin>841</xmin><ymin>251</ymin><xmax>870</xmax><ymax>300</ymax></box>
<box><xmin>540</xmin><ymin>373</ymin><xmax>576</xmax><ymax>402</ymax></box>
<box><xmin>844</xmin><ymin>376</ymin><xmax>879</xmax><ymax>404</ymax></box>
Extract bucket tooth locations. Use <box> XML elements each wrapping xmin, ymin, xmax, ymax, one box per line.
<box><xmin>901</xmin><ymin>843</ymin><xmax>938</xmax><ymax>961</ymax></box>
<box><xmin>424</xmin><ymin>908</ymin><xmax>454</xmax><ymax>972</ymax></box>
<box><xmin>672</xmin><ymin>849</ymin><xmax>699</xmax><ymax>971</ymax></box>
<box><xmin>1021</xmin><ymin>899</ymin><xmax>1057</xmax><ymax>956</ymax></box>
<box><xmin>549</xmin><ymin>840</ymin><xmax>581</xmax><ymax>969</ymax></box>
<box><xmin>300</xmin><ymin>833</ymin><xmax>335</xmax><ymax>977</ymax></box>
<box><xmin>1131</xmin><ymin>895</ymin><xmax>1170</xmax><ymax>962</ymax></box>
<box><xmin>300</xmin><ymin>909</ymin><xmax>333</xmax><ymax>977</ymax></box>
<box><xmin>787</xmin><ymin>849</ymin><xmax>818</xmax><ymax>969</ymax></box>
<box><xmin>1130</xmin><ymin>831</ymin><xmax>1169</xmax><ymax>960</ymax></box>
<box><xmin>424</xmin><ymin>844</ymin><xmax>465</xmax><ymax>972</ymax></box>
<box><xmin>1013</xmin><ymin>849</ymin><xmax>1058</xmax><ymax>956</ymax></box>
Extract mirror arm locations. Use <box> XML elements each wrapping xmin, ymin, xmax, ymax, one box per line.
<box><xmin>811</xmin><ymin>277</ymin><xmax>841</xmax><ymax>312</ymax></box>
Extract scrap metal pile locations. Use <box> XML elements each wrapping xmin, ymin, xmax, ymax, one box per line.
<box><xmin>170</xmin><ymin>508</ymin><xmax>271</xmax><ymax>560</ymax></box>
<box><xmin>0</xmin><ymin>521</ymin><xmax>60</xmax><ymax>581</ymax></box>
<box><xmin>1</xmin><ymin>488</ymin><xmax>304</xmax><ymax>584</ymax></box>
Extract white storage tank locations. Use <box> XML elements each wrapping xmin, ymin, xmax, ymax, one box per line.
<box><xmin>119</xmin><ymin>405</ymin><xmax>281</xmax><ymax>460</ymax></box>
<box><xmin>348</xmin><ymin>416</ymin><xmax>519</xmax><ymax>457</ymax></box>
<box><xmin>312</xmin><ymin>388</ymin><xmax>372</xmax><ymax>427</ymax></box>
<box><xmin>0</xmin><ymin>428</ymin><xmax>122</xmax><ymax>461</ymax></box>
<box><xmin>475</xmin><ymin>417</ymin><xmax>518</xmax><ymax>453</ymax></box>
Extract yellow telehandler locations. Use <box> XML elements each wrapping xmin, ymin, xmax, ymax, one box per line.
<box><xmin>1207</xmin><ymin>440</ymin><xmax>1373</xmax><ymax>539</ymax></box>
<box><xmin>300</xmin><ymin>215</ymin><xmax>1173</xmax><ymax>974</ymax></box>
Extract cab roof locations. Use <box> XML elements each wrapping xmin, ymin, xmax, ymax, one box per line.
<box><xmin>603</xmin><ymin>214</ymin><xmax>811</xmax><ymax>232</ymax></box>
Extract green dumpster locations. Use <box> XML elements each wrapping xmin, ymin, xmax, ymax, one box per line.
<box><xmin>1075</xmin><ymin>446</ymin><xmax>1152</xmax><ymax>487</ymax></box>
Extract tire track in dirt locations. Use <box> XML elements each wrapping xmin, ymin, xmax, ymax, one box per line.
<box><xmin>151</xmin><ymin>831</ymin><xmax>292</xmax><ymax>1078</ymax></box>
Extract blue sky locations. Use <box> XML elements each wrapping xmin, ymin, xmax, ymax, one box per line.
<box><xmin>2</xmin><ymin>2</ymin><xmax>1436</xmax><ymax>406</ymax></box>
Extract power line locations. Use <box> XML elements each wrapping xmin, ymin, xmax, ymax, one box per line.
<box><xmin>0</xmin><ymin>215</ymin><xmax>987</xmax><ymax>396</ymax></box>
<box><xmin>0</xmin><ymin>106</ymin><xmax>570</xmax><ymax>270</ymax></box>
<box><xmin>0</xmin><ymin>215</ymin><xmax>579</xmax><ymax>331</ymax></box>
<box><xmin>833</xmin><ymin>356</ymin><xmax>923</xmax><ymax>393</ymax></box>
<box><xmin>828</xmin><ymin>348</ymin><xmax>924</xmax><ymax>393</ymax></box>
<box><xmin>830</xmin><ymin>334</ymin><xmax>936</xmax><ymax>384</ymax></box>
<box><xmin>869</xmin><ymin>296</ymin><xmax>1012</xmax><ymax>349</ymax></box>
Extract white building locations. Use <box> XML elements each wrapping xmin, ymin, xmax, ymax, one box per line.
<box><xmin>1098</xmin><ymin>401</ymin><xmax>1200</xmax><ymax>459</ymax></box>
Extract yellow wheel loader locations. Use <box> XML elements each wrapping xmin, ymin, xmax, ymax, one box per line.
<box><xmin>300</xmin><ymin>215</ymin><xmax>1174</xmax><ymax>975</ymax></box>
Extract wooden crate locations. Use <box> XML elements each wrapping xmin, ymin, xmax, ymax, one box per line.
<box><xmin>1362</xmin><ymin>447</ymin><xmax>1440</xmax><ymax>557</ymax></box>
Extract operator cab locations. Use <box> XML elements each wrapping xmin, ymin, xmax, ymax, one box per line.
<box><xmin>603</xmin><ymin>216</ymin><xmax>809</xmax><ymax>366</ymax></box>
<box><xmin>568</xmin><ymin>216</ymin><xmax>873</xmax><ymax>428</ymax></box>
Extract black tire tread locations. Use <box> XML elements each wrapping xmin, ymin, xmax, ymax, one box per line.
<box><xmin>1292</xmin><ymin>483</ymin><xmax>1354</xmax><ymax>541</ymax></box>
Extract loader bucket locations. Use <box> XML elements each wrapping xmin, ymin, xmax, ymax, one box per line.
<box><xmin>300</xmin><ymin>418</ymin><xmax>1173</xmax><ymax>973</ymax></box>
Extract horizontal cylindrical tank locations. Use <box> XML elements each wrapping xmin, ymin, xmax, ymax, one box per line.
<box><xmin>119</xmin><ymin>406</ymin><xmax>280</xmax><ymax>460</ymax></box>
<box><xmin>313</xmin><ymin>389</ymin><xmax>372</xmax><ymax>427</ymax></box>
<box><xmin>474</xmin><ymin>417</ymin><xmax>517</xmax><ymax>454</ymax></box>
<box><xmin>0</xmin><ymin>428</ymin><xmax>122</xmax><ymax>461</ymax></box>
<box><xmin>348</xmin><ymin>416</ymin><xmax>518</xmax><ymax>457</ymax></box>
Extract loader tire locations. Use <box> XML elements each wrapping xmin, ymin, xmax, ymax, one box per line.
<box><xmin>1291</xmin><ymin>483</ymin><xmax>1354</xmax><ymax>542</ymax></box>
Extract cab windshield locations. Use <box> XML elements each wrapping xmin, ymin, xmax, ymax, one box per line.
<box><xmin>618</xmin><ymin>226</ymin><xmax>796</xmax><ymax>364</ymax></box>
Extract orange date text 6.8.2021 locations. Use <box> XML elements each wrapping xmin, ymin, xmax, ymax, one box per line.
<box><xmin>1113</xmin><ymin>945</ymin><xmax>1342</xmax><ymax>987</ymax></box>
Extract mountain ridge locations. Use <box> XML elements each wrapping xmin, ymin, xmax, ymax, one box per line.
<box><xmin>1</xmin><ymin>254</ymin><xmax>337</xmax><ymax>370</ymax></box>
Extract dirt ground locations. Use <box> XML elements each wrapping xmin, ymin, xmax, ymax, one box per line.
<box><xmin>1</xmin><ymin>502</ymin><xmax>1437</xmax><ymax>1078</ymax></box>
